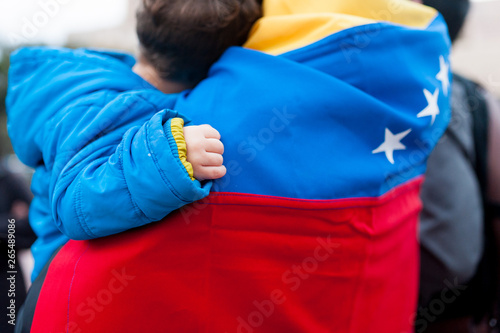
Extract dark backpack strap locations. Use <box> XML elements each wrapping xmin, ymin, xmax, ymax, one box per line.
<box><xmin>469</xmin><ymin>84</ymin><xmax>489</xmax><ymax>199</ymax></box>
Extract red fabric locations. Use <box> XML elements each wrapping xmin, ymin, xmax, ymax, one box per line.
<box><xmin>31</xmin><ymin>178</ymin><xmax>422</xmax><ymax>333</ymax></box>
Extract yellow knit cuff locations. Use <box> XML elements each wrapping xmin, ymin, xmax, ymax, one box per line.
<box><xmin>170</xmin><ymin>118</ymin><xmax>195</xmax><ymax>181</ymax></box>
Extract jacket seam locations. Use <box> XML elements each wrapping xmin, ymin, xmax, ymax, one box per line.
<box><xmin>207</xmin><ymin>177</ymin><xmax>423</xmax><ymax>208</ymax></box>
<box><xmin>117</xmin><ymin>137</ymin><xmax>147</xmax><ymax>222</ymax></box>
<box><xmin>74</xmin><ymin>180</ymin><xmax>96</xmax><ymax>238</ymax></box>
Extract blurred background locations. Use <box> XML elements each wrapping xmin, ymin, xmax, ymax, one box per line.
<box><xmin>0</xmin><ymin>0</ymin><xmax>140</xmax><ymax>160</ymax></box>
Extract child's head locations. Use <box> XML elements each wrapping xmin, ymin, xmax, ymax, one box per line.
<box><xmin>136</xmin><ymin>0</ymin><xmax>262</xmax><ymax>88</ymax></box>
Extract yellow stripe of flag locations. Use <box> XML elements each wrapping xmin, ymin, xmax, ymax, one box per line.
<box><xmin>245</xmin><ymin>0</ymin><xmax>438</xmax><ymax>55</ymax></box>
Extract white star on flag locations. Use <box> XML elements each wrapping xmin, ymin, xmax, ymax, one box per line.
<box><xmin>436</xmin><ymin>55</ymin><xmax>450</xmax><ymax>96</ymax></box>
<box><xmin>372</xmin><ymin>128</ymin><xmax>412</xmax><ymax>164</ymax></box>
<box><xmin>417</xmin><ymin>88</ymin><xmax>440</xmax><ymax>125</ymax></box>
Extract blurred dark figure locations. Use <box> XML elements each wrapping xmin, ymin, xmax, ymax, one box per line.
<box><xmin>0</xmin><ymin>163</ymin><xmax>36</xmax><ymax>333</ymax></box>
<box><xmin>423</xmin><ymin>0</ymin><xmax>470</xmax><ymax>43</ymax></box>
<box><xmin>417</xmin><ymin>0</ymin><xmax>500</xmax><ymax>332</ymax></box>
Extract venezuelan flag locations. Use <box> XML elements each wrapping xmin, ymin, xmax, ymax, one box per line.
<box><xmin>25</xmin><ymin>1</ymin><xmax>451</xmax><ymax>332</ymax></box>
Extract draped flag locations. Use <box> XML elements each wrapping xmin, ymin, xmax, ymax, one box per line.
<box><xmin>25</xmin><ymin>1</ymin><xmax>451</xmax><ymax>332</ymax></box>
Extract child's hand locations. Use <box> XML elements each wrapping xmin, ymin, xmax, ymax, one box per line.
<box><xmin>184</xmin><ymin>125</ymin><xmax>226</xmax><ymax>181</ymax></box>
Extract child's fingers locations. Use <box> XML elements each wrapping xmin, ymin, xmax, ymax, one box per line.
<box><xmin>199</xmin><ymin>124</ymin><xmax>221</xmax><ymax>139</ymax></box>
<box><xmin>202</xmin><ymin>152</ymin><xmax>223</xmax><ymax>166</ymax></box>
<box><xmin>205</xmin><ymin>138</ymin><xmax>224</xmax><ymax>154</ymax></box>
<box><xmin>195</xmin><ymin>165</ymin><xmax>227</xmax><ymax>181</ymax></box>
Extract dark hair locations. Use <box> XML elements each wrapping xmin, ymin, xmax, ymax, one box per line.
<box><xmin>136</xmin><ymin>0</ymin><xmax>262</xmax><ymax>87</ymax></box>
<box><xmin>423</xmin><ymin>0</ymin><xmax>470</xmax><ymax>43</ymax></box>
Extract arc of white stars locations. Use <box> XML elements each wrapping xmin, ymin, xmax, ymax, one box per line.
<box><xmin>417</xmin><ymin>88</ymin><xmax>440</xmax><ymax>125</ymax></box>
<box><xmin>436</xmin><ymin>55</ymin><xmax>450</xmax><ymax>96</ymax></box>
<box><xmin>372</xmin><ymin>128</ymin><xmax>412</xmax><ymax>164</ymax></box>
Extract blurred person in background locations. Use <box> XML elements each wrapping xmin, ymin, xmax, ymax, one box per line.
<box><xmin>0</xmin><ymin>158</ymin><xmax>36</xmax><ymax>333</ymax></box>
<box><xmin>416</xmin><ymin>0</ymin><xmax>500</xmax><ymax>332</ymax></box>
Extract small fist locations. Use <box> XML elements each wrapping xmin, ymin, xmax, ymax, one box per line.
<box><xmin>184</xmin><ymin>124</ymin><xmax>226</xmax><ymax>181</ymax></box>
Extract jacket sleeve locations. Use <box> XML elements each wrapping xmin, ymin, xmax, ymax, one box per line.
<box><xmin>50</xmin><ymin>105</ymin><xmax>211</xmax><ymax>240</ymax></box>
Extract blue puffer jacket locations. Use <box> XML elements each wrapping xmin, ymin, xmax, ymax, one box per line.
<box><xmin>6</xmin><ymin>48</ymin><xmax>211</xmax><ymax>280</ymax></box>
